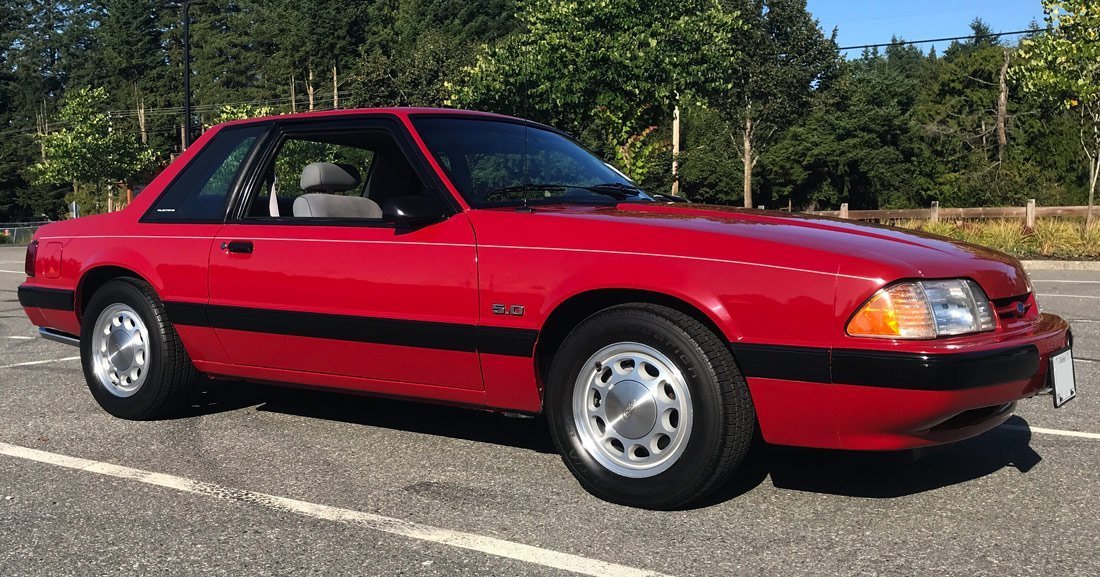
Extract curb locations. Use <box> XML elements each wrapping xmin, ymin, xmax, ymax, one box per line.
<box><xmin>1022</xmin><ymin>260</ymin><xmax>1100</xmax><ymax>271</ymax></box>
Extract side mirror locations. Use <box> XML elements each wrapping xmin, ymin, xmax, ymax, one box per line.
<box><xmin>382</xmin><ymin>195</ymin><xmax>446</xmax><ymax>225</ymax></box>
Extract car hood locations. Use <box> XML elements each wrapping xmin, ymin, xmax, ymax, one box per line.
<box><xmin>527</xmin><ymin>203</ymin><xmax>1031</xmax><ymax>299</ymax></box>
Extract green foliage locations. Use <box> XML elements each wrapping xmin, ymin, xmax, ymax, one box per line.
<box><xmin>762</xmin><ymin>49</ymin><xmax>930</xmax><ymax>209</ymax></box>
<box><xmin>450</xmin><ymin>0</ymin><xmax>743</xmax><ymax>170</ymax></box>
<box><xmin>1013</xmin><ymin>0</ymin><xmax>1100</xmax><ymax>224</ymax></box>
<box><xmin>1014</xmin><ymin>1</ymin><xmax>1100</xmax><ymax>109</ymax></box>
<box><xmin>31</xmin><ymin>87</ymin><xmax>154</xmax><ymax>213</ymax></box>
<box><xmin>0</xmin><ymin>0</ymin><xmax>1098</xmax><ymax>224</ymax></box>
<box><xmin>207</xmin><ymin>104</ymin><xmax>276</xmax><ymax>128</ymax></box>
<box><xmin>670</xmin><ymin>105</ymin><xmax>742</xmax><ymax>204</ymax></box>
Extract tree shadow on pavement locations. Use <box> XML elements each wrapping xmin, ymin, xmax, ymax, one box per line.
<box><xmin>703</xmin><ymin>415</ymin><xmax>1042</xmax><ymax>505</ymax></box>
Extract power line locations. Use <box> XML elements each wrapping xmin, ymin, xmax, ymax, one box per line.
<box><xmin>838</xmin><ymin>28</ymin><xmax>1038</xmax><ymax>51</ymax></box>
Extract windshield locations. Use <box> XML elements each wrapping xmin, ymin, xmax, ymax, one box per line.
<box><xmin>412</xmin><ymin>116</ymin><xmax>650</xmax><ymax>207</ymax></box>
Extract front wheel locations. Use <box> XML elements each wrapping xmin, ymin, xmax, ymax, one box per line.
<box><xmin>546</xmin><ymin>304</ymin><xmax>756</xmax><ymax>509</ymax></box>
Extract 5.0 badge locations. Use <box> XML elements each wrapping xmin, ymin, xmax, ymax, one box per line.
<box><xmin>491</xmin><ymin>304</ymin><xmax>525</xmax><ymax>316</ymax></box>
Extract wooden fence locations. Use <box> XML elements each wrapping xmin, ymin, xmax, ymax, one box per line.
<box><xmin>804</xmin><ymin>200</ymin><xmax>1092</xmax><ymax>228</ymax></box>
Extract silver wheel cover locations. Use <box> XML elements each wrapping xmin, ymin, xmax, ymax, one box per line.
<box><xmin>90</xmin><ymin>303</ymin><xmax>151</xmax><ymax>398</ymax></box>
<box><xmin>572</xmin><ymin>342</ymin><xmax>693</xmax><ymax>478</ymax></box>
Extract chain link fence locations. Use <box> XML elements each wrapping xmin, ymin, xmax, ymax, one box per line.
<box><xmin>0</xmin><ymin>222</ymin><xmax>49</xmax><ymax>245</ymax></box>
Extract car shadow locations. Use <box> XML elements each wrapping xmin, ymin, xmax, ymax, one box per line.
<box><xmin>181</xmin><ymin>379</ymin><xmax>558</xmax><ymax>454</ymax></box>
<box><xmin>179</xmin><ymin>381</ymin><xmax>1043</xmax><ymax>504</ymax></box>
<box><xmin>700</xmin><ymin>415</ymin><xmax>1042</xmax><ymax>506</ymax></box>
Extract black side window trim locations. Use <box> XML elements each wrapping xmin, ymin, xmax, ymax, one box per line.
<box><xmin>226</xmin><ymin>114</ymin><xmax>460</xmax><ymax>225</ymax></box>
<box><xmin>140</xmin><ymin>123</ymin><xmax>274</xmax><ymax>224</ymax></box>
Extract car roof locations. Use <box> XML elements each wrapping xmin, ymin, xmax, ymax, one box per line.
<box><xmin>218</xmin><ymin>107</ymin><xmax>531</xmax><ymax>129</ymax></box>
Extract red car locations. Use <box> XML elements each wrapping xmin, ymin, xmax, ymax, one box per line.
<box><xmin>19</xmin><ymin>108</ymin><xmax>1076</xmax><ymax>509</ymax></box>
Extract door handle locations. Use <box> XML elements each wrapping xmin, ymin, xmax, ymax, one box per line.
<box><xmin>222</xmin><ymin>240</ymin><xmax>254</xmax><ymax>254</ymax></box>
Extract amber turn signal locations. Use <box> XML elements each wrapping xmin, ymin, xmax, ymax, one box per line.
<box><xmin>847</xmin><ymin>282</ymin><xmax>936</xmax><ymax>338</ymax></box>
<box><xmin>847</xmin><ymin>279</ymin><xmax>995</xmax><ymax>339</ymax></box>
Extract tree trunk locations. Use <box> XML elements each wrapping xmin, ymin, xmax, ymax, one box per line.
<box><xmin>37</xmin><ymin>101</ymin><xmax>48</xmax><ymax>160</ymax></box>
<box><xmin>332</xmin><ymin>63</ymin><xmax>339</xmax><ymax>109</ymax></box>
<box><xmin>1088</xmin><ymin>151</ymin><xmax>1097</xmax><ymax>228</ymax></box>
<box><xmin>290</xmin><ymin>75</ymin><xmax>297</xmax><ymax>113</ymax></box>
<box><xmin>1083</xmin><ymin>111</ymin><xmax>1099</xmax><ymax>228</ymax></box>
<box><xmin>996</xmin><ymin>50</ymin><xmax>1009</xmax><ymax>162</ymax></box>
<box><xmin>981</xmin><ymin>119</ymin><xmax>988</xmax><ymax>158</ymax></box>
<box><xmin>742</xmin><ymin>116</ymin><xmax>753</xmax><ymax>208</ymax></box>
<box><xmin>671</xmin><ymin>104</ymin><xmax>680</xmax><ymax>196</ymax></box>
<box><xmin>138</xmin><ymin>98</ymin><xmax>147</xmax><ymax>145</ymax></box>
<box><xmin>307</xmin><ymin>66</ymin><xmax>315</xmax><ymax>111</ymax></box>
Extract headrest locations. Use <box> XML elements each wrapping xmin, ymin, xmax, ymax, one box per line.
<box><xmin>300</xmin><ymin>162</ymin><xmax>361</xmax><ymax>193</ymax></box>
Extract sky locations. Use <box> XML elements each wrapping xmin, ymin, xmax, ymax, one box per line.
<box><xmin>806</xmin><ymin>0</ymin><xmax>1048</xmax><ymax>57</ymax></box>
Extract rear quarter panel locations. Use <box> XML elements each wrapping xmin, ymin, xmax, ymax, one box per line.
<box><xmin>25</xmin><ymin>125</ymin><xmax>231</xmax><ymax>363</ymax></box>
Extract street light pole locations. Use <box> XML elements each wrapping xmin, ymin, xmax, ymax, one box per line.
<box><xmin>182</xmin><ymin>0</ymin><xmax>193</xmax><ymax>149</ymax></box>
<box><xmin>176</xmin><ymin>0</ymin><xmax>204</xmax><ymax>149</ymax></box>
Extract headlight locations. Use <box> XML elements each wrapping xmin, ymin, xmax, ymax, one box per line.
<box><xmin>847</xmin><ymin>279</ymin><xmax>996</xmax><ymax>339</ymax></box>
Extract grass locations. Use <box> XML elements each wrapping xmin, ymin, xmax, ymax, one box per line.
<box><xmin>891</xmin><ymin>218</ymin><xmax>1100</xmax><ymax>260</ymax></box>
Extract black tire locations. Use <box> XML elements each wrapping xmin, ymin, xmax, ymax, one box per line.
<box><xmin>80</xmin><ymin>278</ymin><xmax>201</xmax><ymax>420</ymax></box>
<box><xmin>546</xmin><ymin>303</ymin><xmax>755</xmax><ymax>509</ymax></box>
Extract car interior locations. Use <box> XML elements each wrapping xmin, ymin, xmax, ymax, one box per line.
<box><xmin>246</xmin><ymin>131</ymin><xmax>426</xmax><ymax>220</ymax></box>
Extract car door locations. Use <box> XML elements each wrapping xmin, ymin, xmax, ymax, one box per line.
<box><xmin>206</xmin><ymin>116</ymin><xmax>482</xmax><ymax>391</ymax></box>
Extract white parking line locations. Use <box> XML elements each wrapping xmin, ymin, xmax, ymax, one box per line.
<box><xmin>0</xmin><ymin>356</ymin><xmax>80</xmax><ymax>369</ymax></box>
<box><xmin>1032</xmin><ymin>280</ymin><xmax>1100</xmax><ymax>284</ymax></box>
<box><xmin>2</xmin><ymin>336</ymin><xmax>34</xmax><ymax>340</ymax></box>
<box><xmin>1004</xmin><ymin>426</ymin><xmax>1100</xmax><ymax>440</ymax></box>
<box><xmin>0</xmin><ymin>270</ymin><xmax>25</xmax><ymax>274</ymax></box>
<box><xmin>0</xmin><ymin>442</ymin><xmax>669</xmax><ymax>577</ymax></box>
<box><xmin>1037</xmin><ymin>293</ymin><xmax>1100</xmax><ymax>299</ymax></box>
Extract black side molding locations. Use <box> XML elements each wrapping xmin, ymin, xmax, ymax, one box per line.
<box><xmin>731</xmin><ymin>342</ymin><xmax>1040</xmax><ymax>391</ymax></box>
<box><xmin>164</xmin><ymin>301</ymin><xmax>210</xmax><ymax>328</ymax></box>
<box><xmin>18</xmin><ymin>285</ymin><xmax>75</xmax><ymax>311</ymax></box>
<box><xmin>729</xmin><ymin>343</ymin><xmax>830</xmax><ymax>383</ymax></box>
<box><xmin>475</xmin><ymin>326</ymin><xmax>539</xmax><ymax>358</ymax></box>
<box><xmin>163</xmin><ymin>301</ymin><xmax>538</xmax><ymax>358</ymax></box>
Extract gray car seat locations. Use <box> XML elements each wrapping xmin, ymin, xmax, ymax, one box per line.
<box><xmin>293</xmin><ymin>162</ymin><xmax>382</xmax><ymax>219</ymax></box>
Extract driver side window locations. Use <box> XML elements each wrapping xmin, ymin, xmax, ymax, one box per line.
<box><xmin>244</xmin><ymin>128</ymin><xmax>426</xmax><ymax>221</ymax></box>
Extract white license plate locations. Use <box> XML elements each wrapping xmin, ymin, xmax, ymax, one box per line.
<box><xmin>1051</xmin><ymin>349</ymin><xmax>1077</xmax><ymax>408</ymax></box>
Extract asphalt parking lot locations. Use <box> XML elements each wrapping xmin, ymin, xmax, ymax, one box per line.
<box><xmin>1</xmin><ymin>244</ymin><xmax>1097</xmax><ymax>577</ymax></box>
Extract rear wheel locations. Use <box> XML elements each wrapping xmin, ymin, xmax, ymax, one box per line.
<box><xmin>80</xmin><ymin>278</ymin><xmax>200</xmax><ymax>419</ymax></box>
<box><xmin>546</xmin><ymin>304</ymin><xmax>755</xmax><ymax>509</ymax></box>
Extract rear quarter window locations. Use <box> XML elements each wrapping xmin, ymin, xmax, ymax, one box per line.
<box><xmin>145</xmin><ymin>125</ymin><xmax>266</xmax><ymax>222</ymax></box>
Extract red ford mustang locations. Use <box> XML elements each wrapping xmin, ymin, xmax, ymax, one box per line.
<box><xmin>18</xmin><ymin>108</ymin><xmax>1076</xmax><ymax>509</ymax></box>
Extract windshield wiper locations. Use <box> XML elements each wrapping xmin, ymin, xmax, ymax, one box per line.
<box><xmin>483</xmin><ymin>182</ymin><xmax>649</xmax><ymax>203</ymax></box>
<box><xmin>482</xmin><ymin>184</ymin><xmax>567</xmax><ymax>203</ymax></box>
<box><xmin>588</xmin><ymin>182</ymin><xmax>648</xmax><ymax>198</ymax></box>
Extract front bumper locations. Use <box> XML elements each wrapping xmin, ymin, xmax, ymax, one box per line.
<box><xmin>736</xmin><ymin>313</ymin><xmax>1072</xmax><ymax>450</ymax></box>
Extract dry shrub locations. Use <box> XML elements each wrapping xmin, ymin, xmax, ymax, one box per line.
<box><xmin>1031</xmin><ymin>219</ymin><xmax>1086</xmax><ymax>258</ymax></box>
<box><xmin>887</xmin><ymin>217</ymin><xmax>1100</xmax><ymax>259</ymax></box>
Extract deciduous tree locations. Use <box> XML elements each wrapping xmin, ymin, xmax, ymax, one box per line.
<box><xmin>722</xmin><ymin>0</ymin><xmax>838</xmax><ymax>207</ymax></box>
<box><xmin>31</xmin><ymin>87</ymin><xmax>154</xmax><ymax>214</ymax></box>
<box><xmin>1014</xmin><ymin>0</ymin><xmax>1100</xmax><ymax>225</ymax></box>
<box><xmin>451</xmin><ymin>0</ymin><xmax>743</xmax><ymax>180</ymax></box>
